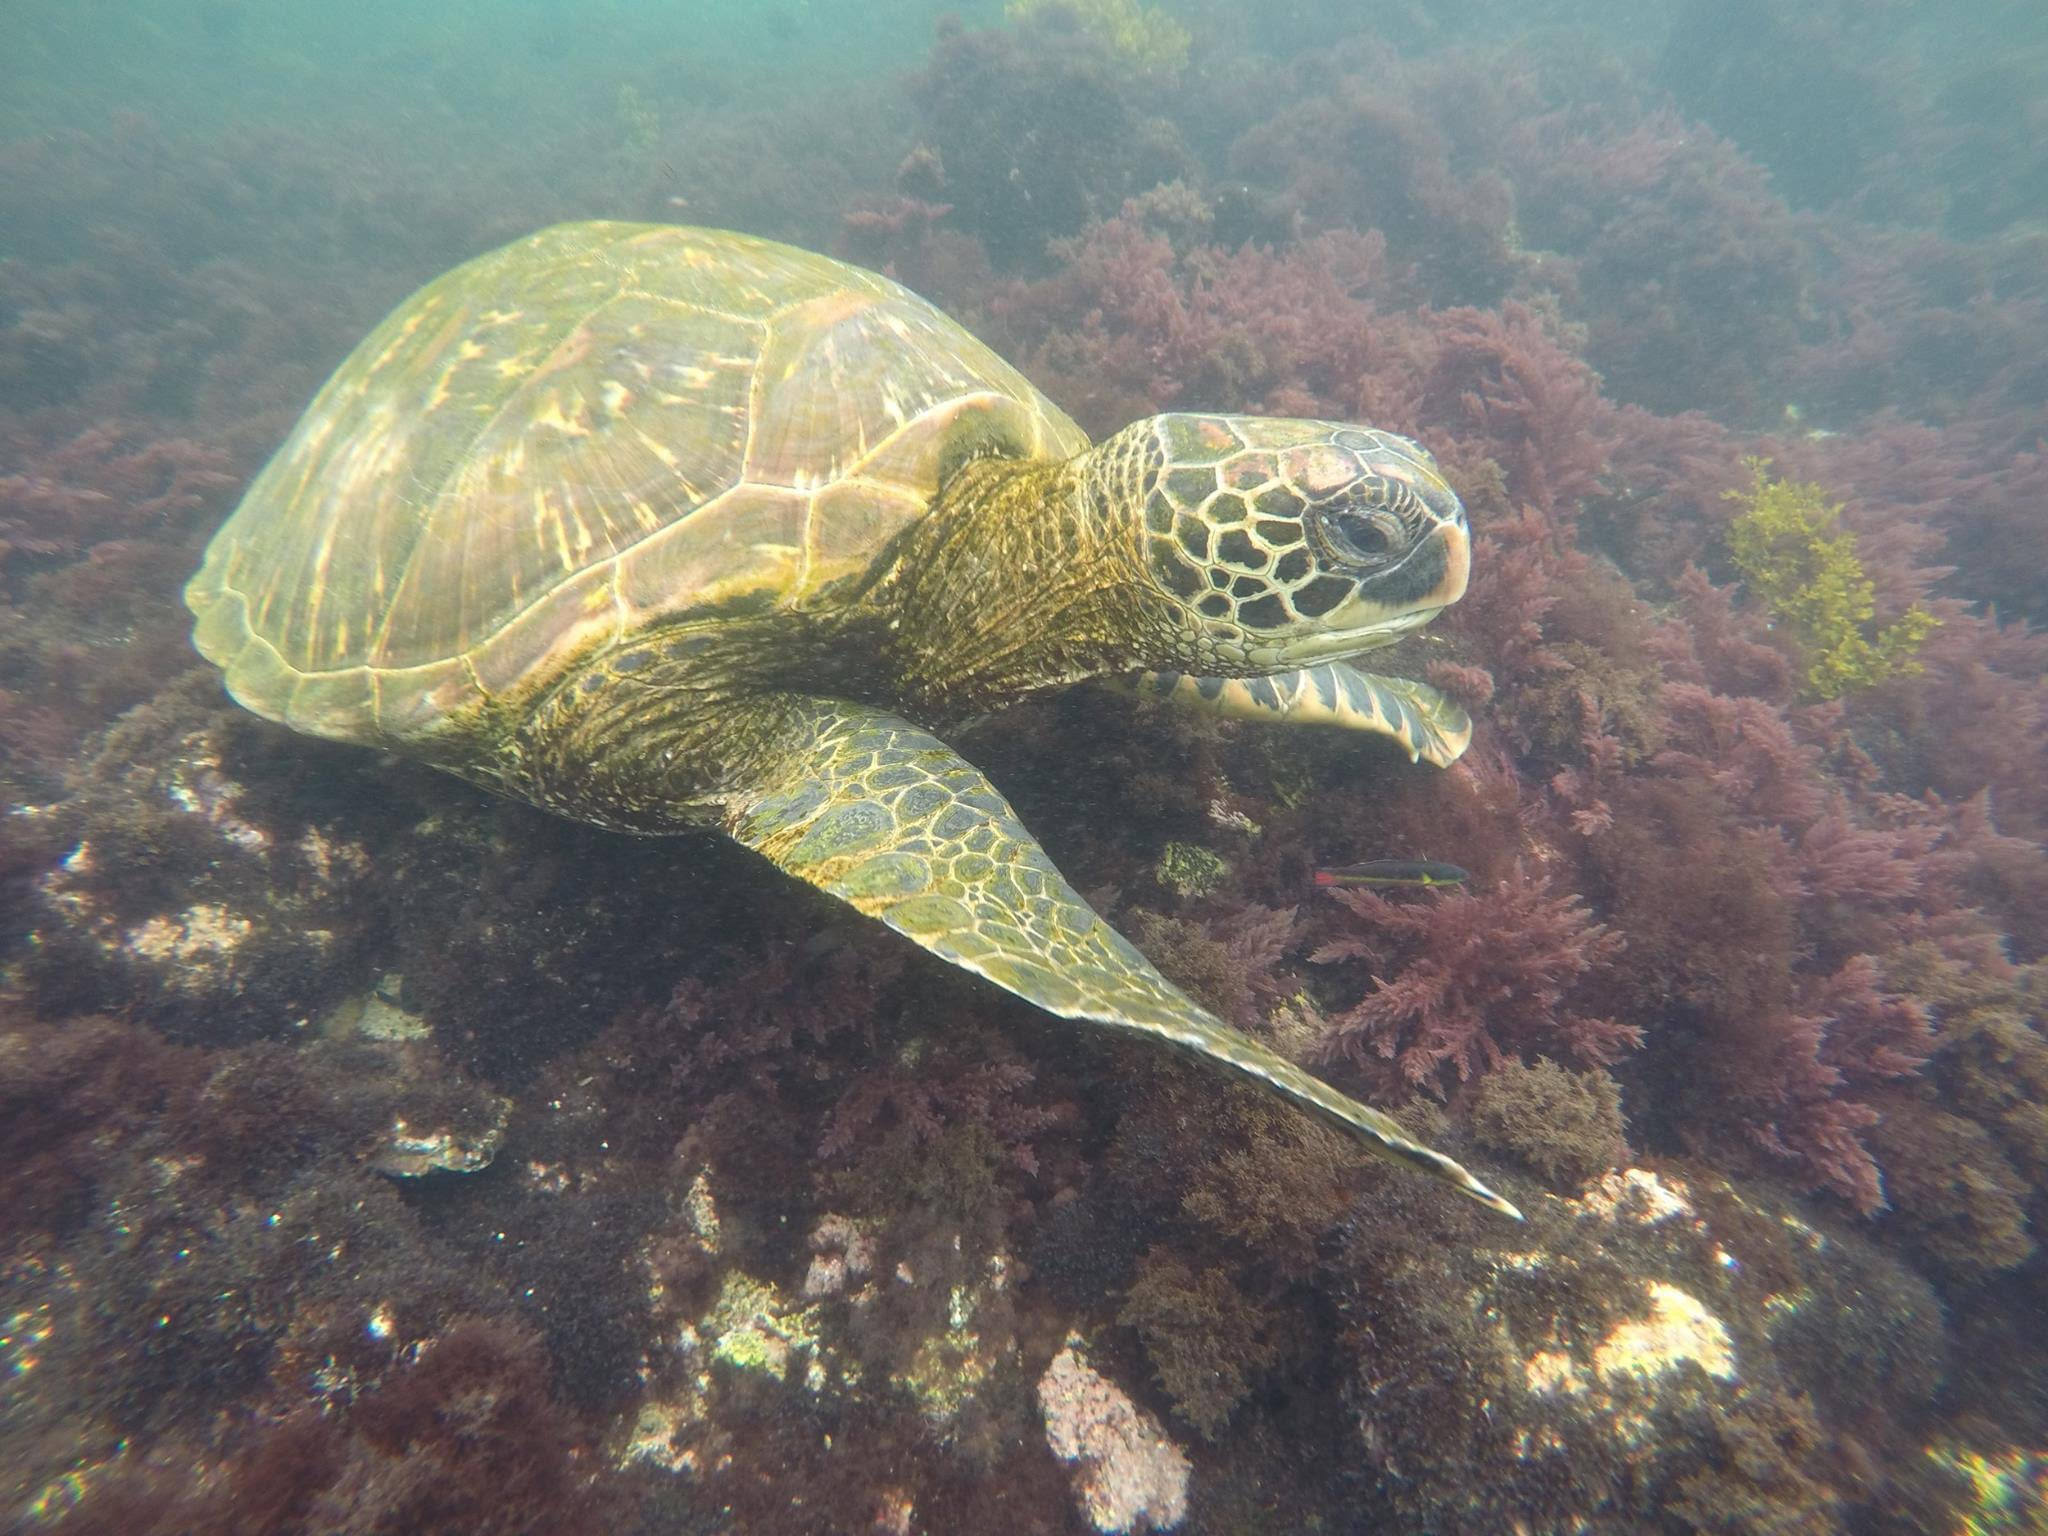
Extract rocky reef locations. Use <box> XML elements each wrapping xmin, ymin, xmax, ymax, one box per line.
<box><xmin>6</xmin><ymin>1</ymin><xmax>2048</xmax><ymax>1531</ymax></box>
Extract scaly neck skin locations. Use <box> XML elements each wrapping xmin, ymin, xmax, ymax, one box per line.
<box><xmin>844</xmin><ymin>445</ymin><xmax>1183</xmax><ymax>723</ymax></box>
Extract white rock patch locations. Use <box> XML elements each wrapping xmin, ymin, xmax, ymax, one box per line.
<box><xmin>1038</xmin><ymin>1338</ymin><xmax>1189</xmax><ymax>1535</ymax></box>
<box><xmin>1594</xmin><ymin>1279</ymin><xmax>1735</xmax><ymax>1386</ymax></box>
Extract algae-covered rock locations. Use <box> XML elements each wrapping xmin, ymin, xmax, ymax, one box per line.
<box><xmin>15</xmin><ymin>680</ymin><xmax>380</xmax><ymax>1039</ymax></box>
<box><xmin>1470</xmin><ymin>1056</ymin><xmax>1628</xmax><ymax>1191</ymax></box>
<box><xmin>1154</xmin><ymin>840</ymin><xmax>1228</xmax><ymax>900</ymax></box>
<box><xmin>309</xmin><ymin>986</ymin><xmax>511</xmax><ymax>1178</ymax></box>
<box><xmin>1120</xmin><ymin>1247</ymin><xmax>1275</xmax><ymax>1439</ymax></box>
<box><xmin>1333</xmin><ymin>1160</ymin><xmax>1948</xmax><ymax>1533</ymax></box>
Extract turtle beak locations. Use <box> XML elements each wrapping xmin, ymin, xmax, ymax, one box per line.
<box><xmin>1265</xmin><ymin>515</ymin><xmax>1471</xmax><ymax>665</ymax></box>
<box><xmin>1360</xmin><ymin>515</ymin><xmax>1469</xmax><ymax>617</ymax></box>
<box><xmin>1427</xmin><ymin>520</ymin><xmax>1470</xmax><ymax>610</ymax></box>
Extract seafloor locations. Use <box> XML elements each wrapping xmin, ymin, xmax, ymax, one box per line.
<box><xmin>4</xmin><ymin>2</ymin><xmax>2047</xmax><ymax>1532</ymax></box>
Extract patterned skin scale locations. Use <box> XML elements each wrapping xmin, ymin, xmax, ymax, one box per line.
<box><xmin>186</xmin><ymin>222</ymin><xmax>1518</xmax><ymax>1220</ymax></box>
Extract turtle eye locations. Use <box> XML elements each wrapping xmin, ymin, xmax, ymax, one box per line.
<box><xmin>1310</xmin><ymin>496</ymin><xmax>1411</xmax><ymax>571</ymax></box>
<box><xmin>1329</xmin><ymin>508</ymin><xmax>1402</xmax><ymax>562</ymax></box>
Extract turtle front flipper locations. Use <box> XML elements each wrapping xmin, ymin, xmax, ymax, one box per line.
<box><xmin>1117</xmin><ymin>664</ymin><xmax>1473</xmax><ymax>767</ymax></box>
<box><xmin>724</xmin><ymin>694</ymin><xmax>1519</xmax><ymax>1219</ymax></box>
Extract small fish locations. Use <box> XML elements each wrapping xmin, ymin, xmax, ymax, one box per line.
<box><xmin>1314</xmin><ymin>858</ymin><xmax>1470</xmax><ymax>889</ymax></box>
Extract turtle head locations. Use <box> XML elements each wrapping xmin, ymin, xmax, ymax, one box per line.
<box><xmin>1127</xmin><ymin>413</ymin><xmax>1469</xmax><ymax>671</ymax></box>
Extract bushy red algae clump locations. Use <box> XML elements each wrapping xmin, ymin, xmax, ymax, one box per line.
<box><xmin>1309</xmin><ymin>865</ymin><xmax>1634</xmax><ymax>1100</ymax></box>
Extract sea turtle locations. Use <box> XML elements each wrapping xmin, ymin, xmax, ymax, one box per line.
<box><xmin>186</xmin><ymin>221</ymin><xmax>1518</xmax><ymax>1219</ymax></box>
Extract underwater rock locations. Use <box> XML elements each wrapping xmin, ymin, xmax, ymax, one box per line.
<box><xmin>1153</xmin><ymin>840</ymin><xmax>1228</xmax><ymax>900</ymax></box>
<box><xmin>369</xmin><ymin>1118</ymin><xmax>502</xmax><ymax>1178</ymax></box>
<box><xmin>1469</xmin><ymin>1056</ymin><xmax>1629</xmax><ymax>1191</ymax></box>
<box><xmin>699</xmin><ymin>1269</ymin><xmax>828</xmax><ymax>1388</ymax></box>
<box><xmin>614</xmin><ymin>1170</ymin><xmax>837</xmax><ymax>1478</ymax></box>
<box><xmin>320</xmin><ymin>977</ymin><xmax>511</xmax><ymax>1178</ymax></box>
<box><xmin>14</xmin><ymin>686</ymin><xmax>378</xmax><ymax>1040</ymax></box>
<box><xmin>1337</xmin><ymin>1158</ymin><xmax>1948</xmax><ymax>1531</ymax></box>
<box><xmin>1496</xmin><ymin>1172</ymin><xmax>1756</xmax><ymax>1445</ymax></box>
<box><xmin>1038</xmin><ymin>1335</ymin><xmax>1190</xmax><ymax>1535</ymax></box>
<box><xmin>888</xmin><ymin>1246</ymin><xmax>1021</xmax><ymax>1435</ymax></box>
<box><xmin>801</xmin><ymin>1211</ymin><xmax>879</xmax><ymax>1300</ymax></box>
<box><xmin>1919</xmin><ymin>1441</ymin><xmax>2048</xmax><ymax>1533</ymax></box>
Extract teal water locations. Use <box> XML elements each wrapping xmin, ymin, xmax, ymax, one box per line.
<box><xmin>5</xmin><ymin>2</ymin><xmax>1008</xmax><ymax>135</ymax></box>
<box><xmin>5</xmin><ymin>2</ymin><xmax>2048</xmax><ymax>1533</ymax></box>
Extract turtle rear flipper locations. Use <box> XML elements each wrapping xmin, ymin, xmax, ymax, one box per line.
<box><xmin>1119</xmin><ymin>663</ymin><xmax>1472</xmax><ymax>766</ymax></box>
<box><xmin>725</xmin><ymin>693</ymin><xmax>1520</xmax><ymax>1220</ymax></box>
